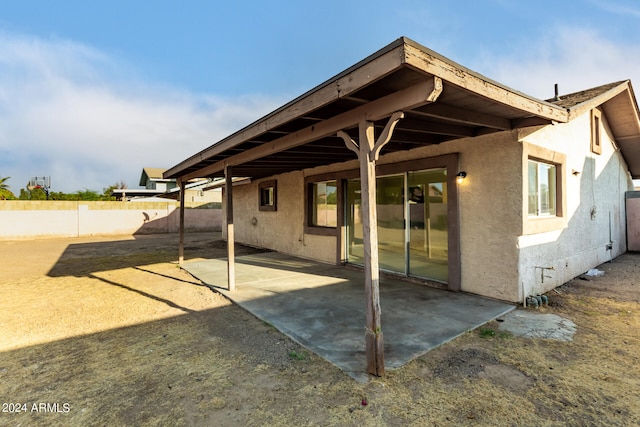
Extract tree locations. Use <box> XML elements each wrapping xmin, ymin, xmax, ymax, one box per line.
<box><xmin>73</xmin><ymin>189</ymin><xmax>102</xmax><ymax>201</ymax></box>
<box><xmin>19</xmin><ymin>186</ymin><xmax>46</xmax><ymax>200</ymax></box>
<box><xmin>102</xmin><ymin>180</ymin><xmax>128</xmax><ymax>200</ymax></box>
<box><xmin>0</xmin><ymin>176</ymin><xmax>16</xmax><ymax>200</ymax></box>
<box><xmin>16</xmin><ymin>180</ymin><xmax>129</xmax><ymax>201</ymax></box>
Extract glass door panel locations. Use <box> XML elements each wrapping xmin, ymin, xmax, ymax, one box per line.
<box><xmin>376</xmin><ymin>174</ymin><xmax>406</xmax><ymax>273</ymax></box>
<box><xmin>346</xmin><ymin>168</ymin><xmax>448</xmax><ymax>282</ymax></box>
<box><xmin>346</xmin><ymin>175</ymin><xmax>405</xmax><ymax>273</ymax></box>
<box><xmin>346</xmin><ymin>180</ymin><xmax>364</xmax><ymax>265</ymax></box>
<box><xmin>408</xmin><ymin>169</ymin><xmax>448</xmax><ymax>282</ymax></box>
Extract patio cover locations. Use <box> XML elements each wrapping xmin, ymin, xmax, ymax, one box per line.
<box><xmin>164</xmin><ymin>37</ymin><xmax>573</xmax><ymax>182</ymax></box>
<box><xmin>164</xmin><ymin>37</ymin><xmax>640</xmax><ymax>376</ymax></box>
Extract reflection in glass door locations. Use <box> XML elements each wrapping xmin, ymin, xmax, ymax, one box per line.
<box><xmin>345</xmin><ymin>169</ymin><xmax>448</xmax><ymax>282</ymax></box>
<box><xmin>407</xmin><ymin>169</ymin><xmax>448</xmax><ymax>282</ymax></box>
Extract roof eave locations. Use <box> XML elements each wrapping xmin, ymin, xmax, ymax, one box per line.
<box><xmin>164</xmin><ymin>38</ymin><xmax>410</xmax><ymax>179</ymax></box>
<box><xmin>401</xmin><ymin>39</ymin><xmax>567</xmax><ymax>124</ymax></box>
<box><xmin>164</xmin><ymin>37</ymin><xmax>569</xmax><ymax>180</ymax></box>
<box><xmin>567</xmin><ymin>81</ymin><xmax>633</xmax><ymax>119</ymax></box>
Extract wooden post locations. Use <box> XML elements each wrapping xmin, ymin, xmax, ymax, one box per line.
<box><xmin>225</xmin><ymin>166</ymin><xmax>236</xmax><ymax>291</ymax></box>
<box><xmin>359</xmin><ymin>120</ymin><xmax>385</xmax><ymax>376</ymax></box>
<box><xmin>338</xmin><ymin>112</ymin><xmax>405</xmax><ymax>377</ymax></box>
<box><xmin>178</xmin><ymin>180</ymin><xmax>185</xmax><ymax>265</ymax></box>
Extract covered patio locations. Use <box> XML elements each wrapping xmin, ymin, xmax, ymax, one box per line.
<box><xmin>182</xmin><ymin>252</ymin><xmax>514</xmax><ymax>382</ymax></box>
<box><xmin>165</xmin><ymin>37</ymin><xmax>565</xmax><ymax>376</ymax></box>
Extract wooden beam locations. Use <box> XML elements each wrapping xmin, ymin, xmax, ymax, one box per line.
<box><xmin>371</xmin><ymin>111</ymin><xmax>404</xmax><ymax>161</ymax></box>
<box><xmin>339</xmin><ymin>130</ymin><xmax>360</xmax><ymax>156</ymax></box>
<box><xmin>412</xmin><ymin>103</ymin><xmax>511</xmax><ymax>130</ymax></box>
<box><xmin>511</xmin><ymin>117</ymin><xmax>553</xmax><ymax>129</ymax></box>
<box><xmin>396</xmin><ymin>117</ymin><xmax>476</xmax><ymax>138</ymax></box>
<box><xmin>225</xmin><ymin>166</ymin><xmax>235</xmax><ymax>292</ymax></box>
<box><xmin>165</xmin><ymin>44</ymin><xmax>406</xmax><ymax>178</ymax></box>
<box><xmin>178</xmin><ymin>180</ymin><xmax>185</xmax><ymax>265</ymax></box>
<box><xmin>404</xmin><ymin>42</ymin><xmax>568</xmax><ymax>123</ymax></box>
<box><xmin>181</xmin><ymin>78</ymin><xmax>443</xmax><ymax>181</ymax></box>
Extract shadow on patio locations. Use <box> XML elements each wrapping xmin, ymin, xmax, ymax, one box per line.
<box><xmin>183</xmin><ymin>252</ymin><xmax>514</xmax><ymax>382</ymax></box>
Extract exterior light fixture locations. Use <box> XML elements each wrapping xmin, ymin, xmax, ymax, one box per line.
<box><xmin>456</xmin><ymin>171</ymin><xmax>467</xmax><ymax>184</ymax></box>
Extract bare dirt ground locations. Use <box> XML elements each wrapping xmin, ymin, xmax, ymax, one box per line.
<box><xmin>0</xmin><ymin>233</ymin><xmax>638</xmax><ymax>426</ymax></box>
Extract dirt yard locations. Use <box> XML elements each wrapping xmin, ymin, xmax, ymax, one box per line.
<box><xmin>0</xmin><ymin>233</ymin><xmax>638</xmax><ymax>426</ymax></box>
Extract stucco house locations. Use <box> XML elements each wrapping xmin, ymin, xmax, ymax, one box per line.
<box><xmin>112</xmin><ymin>168</ymin><xmax>221</xmax><ymax>204</ymax></box>
<box><xmin>165</xmin><ymin>37</ymin><xmax>640</xmax><ymax>306</ymax></box>
<box><xmin>140</xmin><ymin>167</ymin><xmax>178</xmax><ymax>192</ymax></box>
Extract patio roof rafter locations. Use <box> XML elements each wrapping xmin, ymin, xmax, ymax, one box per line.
<box><xmin>165</xmin><ymin>37</ymin><xmax>574</xmax><ymax>184</ymax></box>
<box><xmin>179</xmin><ymin>77</ymin><xmax>444</xmax><ymax>182</ymax></box>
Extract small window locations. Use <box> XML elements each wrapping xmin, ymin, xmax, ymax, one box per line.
<box><xmin>259</xmin><ymin>180</ymin><xmax>276</xmax><ymax>211</ymax></box>
<box><xmin>591</xmin><ymin>109</ymin><xmax>602</xmax><ymax>154</ymax></box>
<box><xmin>528</xmin><ymin>159</ymin><xmax>556</xmax><ymax>217</ymax></box>
<box><xmin>311</xmin><ymin>180</ymin><xmax>337</xmax><ymax>227</ymax></box>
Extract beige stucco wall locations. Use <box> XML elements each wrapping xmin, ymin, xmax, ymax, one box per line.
<box><xmin>0</xmin><ymin>201</ymin><xmax>221</xmax><ymax>240</ymax></box>
<box><xmin>222</xmin><ymin>130</ymin><xmax>524</xmax><ymax>300</ymax></box>
<box><xmin>376</xmin><ymin>131</ymin><xmax>523</xmax><ymax>301</ymax></box>
<box><xmin>517</xmin><ymin>110</ymin><xmax>633</xmax><ymax>301</ymax></box>
<box><xmin>225</xmin><ymin>171</ymin><xmax>337</xmax><ymax>264</ymax></box>
<box><xmin>220</xmin><ymin>111</ymin><xmax>633</xmax><ymax>302</ymax></box>
<box><xmin>441</xmin><ymin>132</ymin><xmax>524</xmax><ymax>301</ymax></box>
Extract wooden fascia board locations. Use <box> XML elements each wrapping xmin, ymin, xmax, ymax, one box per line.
<box><xmin>180</xmin><ymin>79</ymin><xmax>441</xmax><ymax>181</ymax></box>
<box><xmin>606</xmin><ymin>86</ymin><xmax>640</xmax><ymax>139</ymax></box>
<box><xmin>569</xmin><ymin>81</ymin><xmax>640</xmax><ymax>142</ymax></box>
<box><xmin>511</xmin><ymin>117</ymin><xmax>554</xmax><ymax>128</ymax></box>
<box><xmin>567</xmin><ymin>81</ymin><xmax>631</xmax><ymax>119</ymax></box>
<box><xmin>164</xmin><ymin>45</ymin><xmax>406</xmax><ymax>179</ymax></box>
<box><xmin>402</xmin><ymin>43</ymin><xmax>568</xmax><ymax>123</ymax></box>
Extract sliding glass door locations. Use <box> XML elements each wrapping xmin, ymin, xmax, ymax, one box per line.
<box><xmin>407</xmin><ymin>169</ymin><xmax>448</xmax><ymax>281</ymax></box>
<box><xmin>345</xmin><ymin>168</ymin><xmax>448</xmax><ymax>282</ymax></box>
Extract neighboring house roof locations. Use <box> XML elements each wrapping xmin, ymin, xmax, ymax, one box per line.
<box><xmin>140</xmin><ymin>167</ymin><xmax>173</xmax><ymax>186</ymax></box>
<box><xmin>159</xmin><ymin>178</ymin><xmax>223</xmax><ymax>200</ymax></box>
<box><xmin>111</xmin><ymin>189</ymin><xmax>167</xmax><ymax>200</ymax></box>
<box><xmin>164</xmin><ymin>36</ymin><xmax>640</xmax><ymax>181</ymax></box>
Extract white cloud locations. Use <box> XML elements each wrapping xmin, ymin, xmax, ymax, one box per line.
<box><xmin>589</xmin><ymin>0</ymin><xmax>640</xmax><ymax>19</ymax></box>
<box><xmin>0</xmin><ymin>32</ymin><xmax>280</xmax><ymax>194</ymax></box>
<box><xmin>3</xmin><ymin>26</ymin><xmax>638</xmax><ymax>195</ymax></box>
<box><xmin>472</xmin><ymin>27</ymin><xmax>640</xmax><ymax>100</ymax></box>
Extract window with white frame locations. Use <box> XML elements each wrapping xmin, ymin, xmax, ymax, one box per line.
<box><xmin>528</xmin><ymin>159</ymin><xmax>557</xmax><ymax>216</ymax></box>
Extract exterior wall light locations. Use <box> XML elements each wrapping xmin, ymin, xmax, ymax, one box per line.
<box><xmin>456</xmin><ymin>171</ymin><xmax>467</xmax><ymax>184</ymax></box>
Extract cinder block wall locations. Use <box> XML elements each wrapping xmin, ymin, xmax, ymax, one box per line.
<box><xmin>0</xmin><ymin>201</ymin><xmax>221</xmax><ymax>240</ymax></box>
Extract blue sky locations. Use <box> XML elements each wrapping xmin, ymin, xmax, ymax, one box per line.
<box><xmin>1</xmin><ymin>0</ymin><xmax>640</xmax><ymax>193</ymax></box>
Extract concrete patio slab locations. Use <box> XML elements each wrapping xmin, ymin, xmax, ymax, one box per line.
<box><xmin>183</xmin><ymin>252</ymin><xmax>514</xmax><ymax>381</ymax></box>
<box><xmin>499</xmin><ymin>311</ymin><xmax>577</xmax><ymax>341</ymax></box>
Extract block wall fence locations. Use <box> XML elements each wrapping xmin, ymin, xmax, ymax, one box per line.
<box><xmin>0</xmin><ymin>201</ymin><xmax>221</xmax><ymax>240</ymax></box>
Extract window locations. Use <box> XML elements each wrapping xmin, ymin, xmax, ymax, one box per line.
<box><xmin>528</xmin><ymin>159</ymin><xmax>556</xmax><ymax>217</ymax></box>
<box><xmin>311</xmin><ymin>181</ymin><xmax>337</xmax><ymax>227</ymax></box>
<box><xmin>523</xmin><ymin>144</ymin><xmax>566</xmax><ymax>234</ymax></box>
<box><xmin>305</xmin><ymin>173</ymin><xmax>347</xmax><ymax>236</ymax></box>
<box><xmin>259</xmin><ymin>180</ymin><xmax>276</xmax><ymax>211</ymax></box>
<box><xmin>591</xmin><ymin>109</ymin><xmax>602</xmax><ymax>154</ymax></box>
